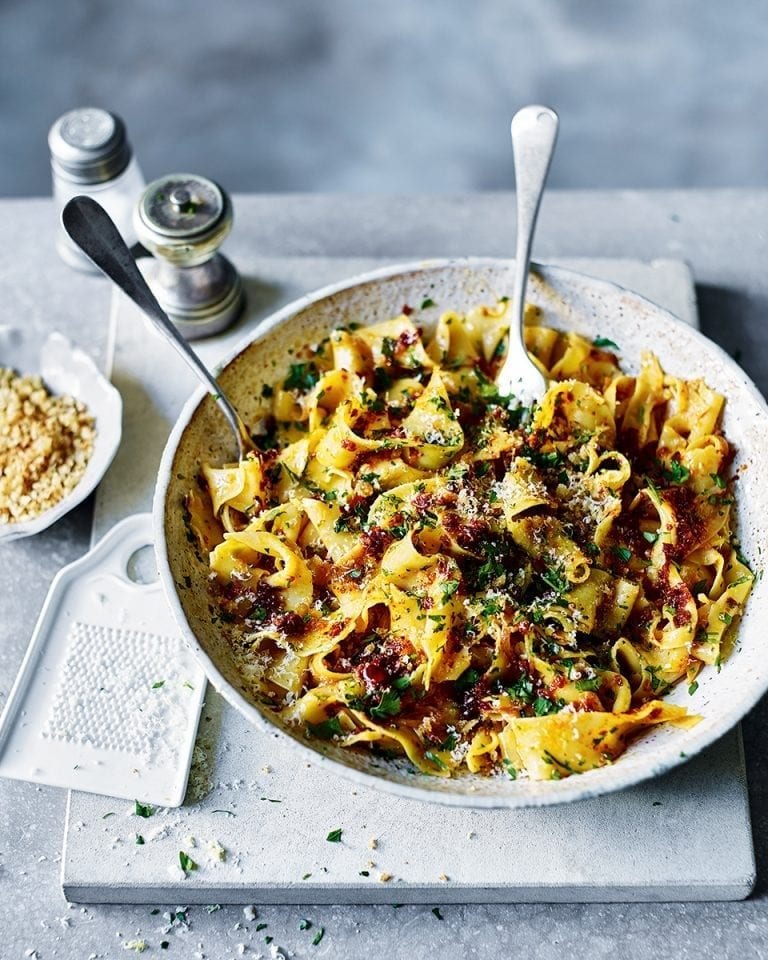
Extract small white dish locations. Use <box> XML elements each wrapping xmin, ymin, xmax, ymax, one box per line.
<box><xmin>0</xmin><ymin>327</ymin><xmax>122</xmax><ymax>544</ymax></box>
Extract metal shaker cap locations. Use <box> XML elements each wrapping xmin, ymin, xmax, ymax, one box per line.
<box><xmin>48</xmin><ymin>107</ymin><xmax>132</xmax><ymax>184</ymax></box>
<box><xmin>134</xmin><ymin>174</ymin><xmax>233</xmax><ymax>267</ymax></box>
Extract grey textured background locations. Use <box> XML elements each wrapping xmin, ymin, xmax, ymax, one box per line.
<box><xmin>1</xmin><ymin>0</ymin><xmax>767</xmax><ymax>196</ymax></box>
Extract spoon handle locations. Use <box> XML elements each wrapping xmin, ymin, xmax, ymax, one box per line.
<box><xmin>510</xmin><ymin>105</ymin><xmax>559</xmax><ymax>365</ymax></box>
<box><xmin>62</xmin><ymin>196</ymin><xmax>252</xmax><ymax>458</ymax></box>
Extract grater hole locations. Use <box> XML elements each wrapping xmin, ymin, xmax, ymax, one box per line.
<box><xmin>126</xmin><ymin>544</ymin><xmax>158</xmax><ymax>584</ymax></box>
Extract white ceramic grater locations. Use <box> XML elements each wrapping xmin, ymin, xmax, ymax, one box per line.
<box><xmin>0</xmin><ymin>513</ymin><xmax>205</xmax><ymax>806</ymax></box>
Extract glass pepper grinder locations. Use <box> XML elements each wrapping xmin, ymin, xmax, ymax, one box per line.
<box><xmin>132</xmin><ymin>173</ymin><xmax>245</xmax><ymax>340</ymax></box>
<box><xmin>48</xmin><ymin>107</ymin><xmax>145</xmax><ymax>272</ymax></box>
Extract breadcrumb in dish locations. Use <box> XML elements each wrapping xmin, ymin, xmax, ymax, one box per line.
<box><xmin>0</xmin><ymin>367</ymin><xmax>95</xmax><ymax>524</ymax></box>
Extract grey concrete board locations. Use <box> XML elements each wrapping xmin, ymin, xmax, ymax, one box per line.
<box><xmin>1</xmin><ymin>191</ymin><xmax>768</xmax><ymax>958</ymax></box>
<box><xmin>63</xmin><ymin>254</ymin><xmax>753</xmax><ymax>906</ymax></box>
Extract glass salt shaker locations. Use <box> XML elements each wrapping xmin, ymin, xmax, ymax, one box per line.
<box><xmin>48</xmin><ymin>107</ymin><xmax>145</xmax><ymax>272</ymax></box>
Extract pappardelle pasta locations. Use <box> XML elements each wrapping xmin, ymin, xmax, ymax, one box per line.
<box><xmin>189</xmin><ymin>300</ymin><xmax>753</xmax><ymax>781</ymax></box>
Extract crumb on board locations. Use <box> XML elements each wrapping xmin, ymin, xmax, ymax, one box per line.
<box><xmin>0</xmin><ymin>367</ymin><xmax>95</xmax><ymax>524</ymax></box>
<box><xmin>438</xmin><ymin>873</ymin><xmax>449</xmax><ymax>882</ymax></box>
<box><xmin>368</xmin><ymin>837</ymin><xmax>378</xmax><ymax>850</ymax></box>
<box><xmin>378</xmin><ymin>871</ymin><xmax>393</xmax><ymax>883</ymax></box>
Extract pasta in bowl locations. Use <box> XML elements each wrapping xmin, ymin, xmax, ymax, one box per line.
<box><xmin>155</xmin><ymin>260</ymin><xmax>768</xmax><ymax>807</ymax></box>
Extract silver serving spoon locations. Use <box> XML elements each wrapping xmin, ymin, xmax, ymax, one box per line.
<box><xmin>496</xmin><ymin>105</ymin><xmax>559</xmax><ymax>406</ymax></box>
<box><xmin>62</xmin><ymin>195</ymin><xmax>254</xmax><ymax>459</ymax></box>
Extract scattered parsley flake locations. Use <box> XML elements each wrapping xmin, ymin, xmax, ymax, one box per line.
<box><xmin>533</xmin><ymin>696</ymin><xmax>560</xmax><ymax>716</ymax></box>
<box><xmin>134</xmin><ymin>801</ymin><xmax>154</xmax><ymax>818</ymax></box>
<box><xmin>312</xmin><ymin>927</ymin><xmax>326</xmax><ymax>946</ymax></box>
<box><xmin>283</xmin><ymin>361</ymin><xmax>320</xmax><ymax>392</ymax></box>
<box><xmin>663</xmin><ymin>459</ymin><xmax>690</xmax><ymax>484</ymax></box>
<box><xmin>151</xmin><ymin>680</ymin><xmax>165</xmax><ymax>689</ymax></box>
<box><xmin>326</xmin><ymin>828</ymin><xmax>343</xmax><ymax>843</ymax></box>
<box><xmin>179</xmin><ymin>851</ymin><xmax>197</xmax><ymax>874</ymax></box>
<box><xmin>432</xmin><ymin>907</ymin><xmax>444</xmax><ymax>920</ymax></box>
<box><xmin>688</xmin><ymin>681</ymin><xmax>699</xmax><ymax>695</ymax></box>
<box><xmin>308</xmin><ymin>716</ymin><xmax>345</xmax><ymax>740</ymax></box>
<box><xmin>593</xmin><ymin>336</ymin><xmax>619</xmax><ymax>350</ymax></box>
<box><xmin>370</xmin><ymin>689</ymin><xmax>401</xmax><ymax>720</ymax></box>
<box><xmin>439</xmin><ymin>579</ymin><xmax>460</xmax><ymax>603</ymax></box>
<box><xmin>299</xmin><ymin>918</ymin><xmax>313</xmax><ymax>930</ymax></box>
<box><xmin>425</xmin><ymin>750</ymin><xmax>448</xmax><ymax>770</ymax></box>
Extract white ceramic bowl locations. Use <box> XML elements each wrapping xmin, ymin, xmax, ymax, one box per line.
<box><xmin>154</xmin><ymin>259</ymin><xmax>768</xmax><ymax>808</ymax></box>
<box><xmin>0</xmin><ymin>329</ymin><xmax>122</xmax><ymax>544</ymax></box>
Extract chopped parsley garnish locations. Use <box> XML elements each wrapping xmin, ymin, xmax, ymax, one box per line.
<box><xmin>645</xmin><ymin>665</ymin><xmax>664</xmax><ymax>691</ymax></box>
<box><xmin>688</xmin><ymin>681</ymin><xmax>699</xmax><ymax>695</ymax></box>
<box><xmin>593</xmin><ymin>336</ymin><xmax>620</xmax><ymax>350</ymax></box>
<box><xmin>369</xmin><ymin>690</ymin><xmax>402</xmax><ymax>720</ymax></box>
<box><xmin>440</xmin><ymin>579</ymin><xmax>460</xmax><ymax>603</ymax></box>
<box><xmin>642</xmin><ymin>531</ymin><xmax>659</xmax><ymax>543</ymax></box>
<box><xmin>179</xmin><ymin>851</ymin><xmax>197</xmax><ymax>875</ymax></box>
<box><xmin>456</xmin><ymin>667</ymin><xmax>480</xmax><ymax>690</ymax></box>
<box><xmin>533</xmin><ymin>696</ymin><xmax>560</xmax><ymax>716</ymax></box>
<box><xmin>575</xmin><ymin>676</ymin><xmax>601</xmax><ymax>692</ymax></box>
<box><xmin>307</xmin><ymin>716</ymin><xmax>345</xmax><ymax>740</ymax></box>
<box><xmin>283</xmin><ymin>361</ymin><xmax>320</xmax><ymax>392</ymax></box>
<box><xmin>710</xmin><ymin>473</ymin><xmax>726</xmax><ymax>489</ymax></box>
<box><xmin>425</xmin><ymin>750</ymin><xmax>448</xmax><ymax>770</ymax></box>
<box><xmin>151</xmin><ymin>680</ymin><xmax>165</xmax><ymax>689</ymax></box>
<box><xmin>421</xmin><ymin>297</ymin><xmax>436</xmax><ymax>309</ymax></box>
<box><xmin>502</xmin><ymin>758</ymin><xmax>518</xmax><ymax>780</ymax></box>
<box><xmin>432</xmin><ymin>907</ymin><xmax>444</xmax><ymax>920</ymax></box>
<box><xmin>612</xmin><ymin>545</ymin><xmax>632</xmax><ymax>563</ymax></box>
<box><xmin>312</xmin><ymin>927</ymin><xmax>326</xmax><ymax>946</ymax></box>
<box><xmin>326</xmin><ymin>828</ymin><xmax>343</xmax><ymax>843</ymax></box>
<box><xmin>299</xmin><ymin>918</ymin><xmax>312</xmax><ymax>930</ymax></box>
<box><xmin>134</xmin><ymin>801</ymin><xmax>154</xmax><ymax>818</ymax></box>
<box><xmin>521</xmin><ymin>447</ymin><xmax>564</xmax><ymax>469</ymax></box>
<box><xmin>540</xmin><ymin>565</ymin><xmax>568</xmax><ymax>593</ymax></box>
<box><xmin>663</xmin><ymin>459</ymin><xmax>690</xmax><ymax>484</ymax></box>
<box><xmin>508</xmin><ymin>673</ymin><xmax>535</xmax><ymax>703</ymax></box>
<box><xmin>135</xmin><ymin>834</ymin><xmax>145</xmax><ymax>845</ymax></box>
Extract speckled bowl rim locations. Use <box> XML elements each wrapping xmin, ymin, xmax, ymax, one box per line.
<box><xmin>154</xmin><ymin>258</ymin><xmax>768</xmax><ymax>808</ymax></box>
